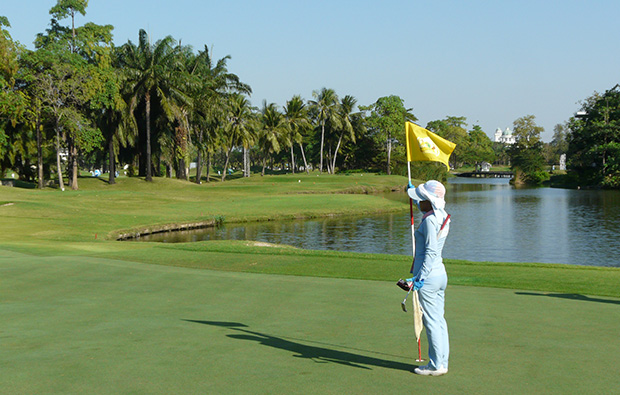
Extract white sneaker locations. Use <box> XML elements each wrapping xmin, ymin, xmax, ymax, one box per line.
<box><xmin>414</xmin><ymin>364</ymin><xmax>448</xmax><ymax>376</ymax></box>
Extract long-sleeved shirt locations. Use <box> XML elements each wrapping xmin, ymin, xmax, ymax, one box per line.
<box><xmin>411</xmin><ymin>211</ymin><xmax>447</xmax><ymax>280</ymax></box>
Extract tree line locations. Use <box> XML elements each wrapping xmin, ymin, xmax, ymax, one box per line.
<box><xmin>0</xmin><ymin>3</ymin><xmax>496</xmax><ymax>189</ymax></box>
<box><xmin>501</xmin><ymin>85</ymin><xmax>620</xmax><ymax>188</ymax></box>
<box><xmin>2</xmin><ymin>2</ymin><xmax>615</xmax><ymax>189</ymax></box>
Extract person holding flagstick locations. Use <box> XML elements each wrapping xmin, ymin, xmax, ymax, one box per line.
<box><xmin>402</xmin><ymin>122</ymin><xmax>455</xmax><ymax>376</ymax></box>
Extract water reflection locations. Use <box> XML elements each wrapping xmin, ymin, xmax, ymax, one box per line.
<box><xmin>134</xmin><ymin>178</ymin><xmax>620</xmax><ymax>267</ymax></box>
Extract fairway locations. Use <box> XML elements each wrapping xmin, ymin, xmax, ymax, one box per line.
<box><xmin>3</xmin><ymin>249</ymin><xmax>619</xmax><ymax>394</ymax></box>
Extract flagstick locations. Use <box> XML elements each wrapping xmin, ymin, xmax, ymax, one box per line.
<box><xmin>417</xmin><ymin>338</ymin><xmax>423</xmax><ymax>362</ymax></box>
<box><xmin>407</xmin><ymin>161</ymin><xmax>415</xmax><ymax>259</ymax></box>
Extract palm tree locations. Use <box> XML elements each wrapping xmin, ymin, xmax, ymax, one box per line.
<box><xmin>119</xmin><ymin>29</ymin><xmax>185</xmax><ymax>182</ymax></box>
<box><xmin>258</xmin><ymin>101</ymin><xmax>287</xmax><ymax>176</ymax></box>
<box><xmin>222</xmin><ymin>93</ymin><xmax>253</xmax><ymax>181</ymax></box>
<box><xmin>169</xmin><ymin>43</ymin><xmax>199</xmax><ymax>181</ymax></box>
<box><xmin>240</xmin><ymin>112</ymin><xmax>257</xmax><ymax>178</ymax></box>
<box><xmin>200</xmin><ymin>105</ymin><xmax>226</xmax><ymax>182</ymax></box>
<box><xmin>185</xmin><ymin>46</ymin><xmax>251</xmax><ymax>183</ymax></box>
<box><xmin>283</xmin><ymin>95</ymin><xmax>312</xmax><ymax>174</ymax></box>
<box><xmin>100</xmin><ymin>93</ymin><xmax>137</xmax><ymax>185</ymax></box>
<box><xmin>331</xmin><ymin>95</ymin><xmax>361</xmax><ymax>173</ymax></box>
<box><xmin>309</xmin><ymin>88</ymin><xmax>338</xmax><ymax>173</ymax></box>
<box><xmin>100</xmin><ymin>48</ymin><xmax>138</xmax><ymax>185</ymax></box>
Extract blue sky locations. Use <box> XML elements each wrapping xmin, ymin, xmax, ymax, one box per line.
<box><xmin>3</xmin><ymin>0</ymin><xmax>620</xmax><ymax>141</ymax></box>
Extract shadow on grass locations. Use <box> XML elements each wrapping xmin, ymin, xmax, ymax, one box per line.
<box><xmin>95</xmin><ymin>176</ymin><xmax>111</xmax><ymax>184</ymax></box>
<box><xmin>1</xmin><ymin>179</ymin><xmax>37</xmax><ymax>189</ymax></box>
<box><xmin>183</xmin><ymin>320</ymin><xmax>416</xmax><ymax>372</ymax></box>
<box><xmin>515</xmin><ymin>292</ymin><xmax>620</xmax><ymax>305</ymax></box>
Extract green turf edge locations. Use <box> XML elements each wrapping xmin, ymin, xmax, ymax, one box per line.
<box><xmin>7</xmin><ymin>239</ymin><xmax>614</xmax><ymax>299</ymax></box>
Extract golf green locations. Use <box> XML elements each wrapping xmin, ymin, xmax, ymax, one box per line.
<box><xmin>2</xmin><ymin>249</ymin><xmax>619</xmax><ymax>394</ymax></box>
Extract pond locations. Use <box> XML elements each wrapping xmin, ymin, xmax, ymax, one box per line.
<box><xmin>133</xmin><ymin>178</ymin><xmax>620</xmax><ymax>267</ymax></box>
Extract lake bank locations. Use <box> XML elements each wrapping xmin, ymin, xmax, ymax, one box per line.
<box><xmin>128</xmin><ymin>177</ymin><xmax>620</xmax><ymax>268</ymax></box>
<box><xmin>0</xmin><ymin>173</ymin><xmax>408</xmax><ymax>245</ymax></box>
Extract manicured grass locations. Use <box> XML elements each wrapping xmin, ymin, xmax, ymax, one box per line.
<box><xmin>0</xmin><ymin>173</ymin><xmax>406</xmax><ymax>244</ymax></box>
<box><xmin>2</xmin><ymin>250</ymin><xmax>619</xmax><ymax>394</ymax></box>
<box><xmin>79</xmin><ymin>240</ymin><xmax>620</xmax><ymax>299</ymax></box>
<box><xmin>2</xmin><ymin>173</ymin><xmax>620</xmax><ymax>393</ymax></box>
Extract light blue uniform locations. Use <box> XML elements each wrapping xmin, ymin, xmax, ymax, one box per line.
<box><xmin>412</xmin><ymin>212</ymin><xmax>449</xmax><ymax>370</ymax></box>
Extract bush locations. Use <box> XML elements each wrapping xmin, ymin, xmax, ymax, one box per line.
<box><xmin>127</xmin><ymin>164</ymin><xmax>137</xmax><ymax>177</ymax></box>
<box><xmin>602</xmin><ymin>172</ymin><xmax>620</xmax><ymax>189</ymax></box>
<box><xmin>525</xmin><ymin>171</ymin><xmax>550</xmax><ymax>185</ymax></box>
<box><xmin>405</xmin><ymin>162</ymin><xmax>449</xmax><ymax>182</ymax></box>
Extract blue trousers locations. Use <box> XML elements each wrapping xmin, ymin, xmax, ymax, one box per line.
<box><xmin>418</xmin><ymin>273</ymin><xmax>449</xmax><ymax>369</ymax></box>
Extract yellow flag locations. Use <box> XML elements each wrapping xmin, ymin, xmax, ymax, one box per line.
<box><xmin>405</xmin><ymin>122</ymin><xmax>456</xmax><ymax>170</ymax></box>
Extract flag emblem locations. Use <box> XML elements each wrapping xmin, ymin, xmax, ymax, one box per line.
<box><xmin>417</xmin><ymin>137</ymin><xmax>441</xmax><ymax>157</ymax></box>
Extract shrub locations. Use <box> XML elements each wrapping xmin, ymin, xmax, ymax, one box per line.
<box><xmin>525</xmin><ymin>171</ymin><xmax>550</xmax><ymax>185</ymax></box>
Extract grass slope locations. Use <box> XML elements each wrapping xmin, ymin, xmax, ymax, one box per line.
<box><xmin>0</xmin><ymin>173</ymin><xmax>406</xmax><ymax>244</ymax></box>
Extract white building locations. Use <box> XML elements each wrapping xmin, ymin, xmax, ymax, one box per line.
<box><xmin>494</xmin><ymin>127</ymin><xmax>516</xmax><ymax>145</ymax></box>
<box><xmin>479</xmin><ymin>162</ymin><xmax>492</xmax><ymax>172</ymax></box>
<box><xmin>59</xmin><ymin>148</ymin><xmax>69</xmax><ymax>162</ymax></box>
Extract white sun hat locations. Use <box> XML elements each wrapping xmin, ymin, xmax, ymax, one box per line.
<box><xmin>408</xmin><ymin>180</ymin><xmax>448</xmax><ymax>225</ymax></box>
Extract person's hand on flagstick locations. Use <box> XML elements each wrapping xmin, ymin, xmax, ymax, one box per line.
<box><xmin>407</xmin><ymin>181</ymin><xmax>414</xmax><ymax>190</ymax></box>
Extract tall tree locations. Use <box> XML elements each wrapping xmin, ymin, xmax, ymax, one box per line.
<box><xmin>360</xmin><ymin>95</ymin><xmax>416</xmax><ymax>175</ymax></box>
<box><xmin>330</xmin><ymin>95</ymin><xmax>362</xmax><ymax>173</ymax></box>
<box><xmin>426</xmin><ymin>116</ymin><xmax>469</xmax><ymax>169</ymax></box>
<box><xmin>33</xmin><ymin>0</ymin><xmax>111</xmax><ymax>190</ymax></box>
<box><xmin>258</xmin><ymin>101</ymin><xmax>286</xmax><ymax>176</ymax></box>
<box><xmin>186</xmin><ymin>46</ymin><xmax>251</xmax><ymax>183</ymax></box>
<box><xmin>97</xmin><ymin>47</ymin><xmax>137</xmax><ymax>185</ymax></box>
<box><xmin>283</xmin><ymin>95</ymin><xmax>311</xmax><ymax>174</ymax></box>
<box><xmin>0</xmin><ymin>17</ymin><xmax>30</xmax><ymax>181</ymax></box>
<box><xmin>567</xmin><ymin>85</ymin><xmax>620</xmax><ymax>187</ymax></box>
<box><xmin>48</xmin><ymin>0</ymin><xmax>83</xmax><ymax>189</ymax></box>
<box><xmin>222</xmin><ymin>93</ymin><xmax>253</xmax><ymax>181</ymax></box>
<box><xmin>547</xmin><ymin>122</ymin><xmax>569</xmax><ymax>165</ymax></box>
<box><xmin>309</xmin><ymin>88</ymin><xmax>338</xmax><ymax>173</ymax></box>
<box><xmin>508</xmin><ymin>115</ymin><xmax>546</xmax><ymax>184</ymax></box>
<box><xmin>119</xmin><ymin>29</ymin><xmax>184</xmax><ymax>182</ymax></box>
<box><xmin>48</xmin><ymin>0</ymin><xmax>88</xmax><ymax>53</ymax></box>
<box><xmin>24</xmin><ymin>47</ymin><xmax>100</xmax><ymax>191</ymax></box>
<box><xmin>463</xmin><ymin>125</ymin><xmax>495</xmax><ymax>169</ymax></box>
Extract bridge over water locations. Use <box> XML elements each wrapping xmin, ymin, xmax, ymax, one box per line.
<box><xmin>456</xmin><ymin>171</ymin><xmax>513</xmax><ymax>178</ymax></box>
